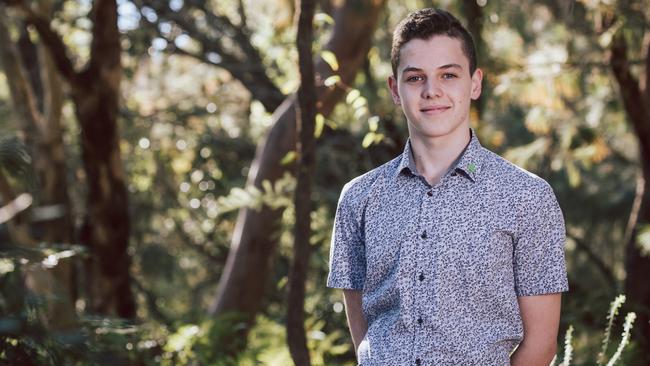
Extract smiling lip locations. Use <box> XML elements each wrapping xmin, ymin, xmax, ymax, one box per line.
<box><xmin>420</xmin><ymin>105</ymin><xmax>450</xmax><ymax>114</ymax></box>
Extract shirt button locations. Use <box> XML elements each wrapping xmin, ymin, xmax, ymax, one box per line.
<box><xmin>418</xmin><ymin>273</ymin><xmax>424</xmax><ymax>281</ymax></box>
<box><xmin>420</xmin><ymin>231</ymin><xmax>427</xmax><ymax>239</ymax></box>
<box><xmin>415</xmin><ymin>358</ymin><xmax>421</xmax><ymax>366</ymax></box>
<box><xmin>417</xmin><ymin>317</ymin><xmax>423</xmax><ymax>325</ymax></box>
<box><xmin>426</xmin><ymin>191</ymin><xmax>433</xmax><ymax>197</ymax></box>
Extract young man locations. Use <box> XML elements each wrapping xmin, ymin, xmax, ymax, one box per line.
<box><xmin>327</xmin><ymin>8</ymin><xmax>568</xmax><ymax>366</ymax></box>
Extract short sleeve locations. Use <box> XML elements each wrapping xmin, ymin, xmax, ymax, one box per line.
<box><xmin>513</xmin><ymin>182</ymin><xmax>569</xmax><ymax>296</ymax></box>
<box><xmin>326</xmin><ymin>184</ymin><xmax>366</xmax><ymax>290</ymax></box>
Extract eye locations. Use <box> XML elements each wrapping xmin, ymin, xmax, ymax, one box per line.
<box><xmin>405</xmin><ymin>75</ymin><xmax>424</xmax><ymax>83</ymax></box>
<box><xmin>442</xmin><ymin>73</ymin><xmax>458</xmax><ymax>80</ymax></box>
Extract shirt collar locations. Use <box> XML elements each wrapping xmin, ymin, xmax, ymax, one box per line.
<box><xmin>452</xmin><ymin>128</ymin><xmax>483</xmax><ymax>182</ymax></box>
<box><xmin>394</xmin><ymin>128</ymin><xmax>484</xmax><ymax>182</ymax></box>
<box><xmin>395</xmin><ymin>138</ymin><xmax>418</xmax><ymax>178</ymax></box>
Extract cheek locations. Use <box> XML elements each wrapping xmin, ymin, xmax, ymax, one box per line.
<box><xmin>451</xmin><ymin>89</ymin><xmax>472</xmax><ymax>106</ymax></box>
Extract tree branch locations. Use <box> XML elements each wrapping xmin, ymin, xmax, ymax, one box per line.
<box><xmin>237</xmin><ymin>0</ymin><xmax>248</xmax><ymax>30</ymax></box>
<box><xmin>134</xmin><ymin>0</ymin><xmax>284</xmax><ymax>112</ymax></box>
<box><xmin>132</xmin><ymin>276</ymin><xmax>173</xmax><ymax>327</ymax></box>
<box><xmin>645</xmin><ymin>34</ymin><xmax>650</xmax><ymax>104</ymax></box>
<box><xmin>567</xmin><ymin>234</ymin><xmax>617</xmax><ymax>289</ymax></box>
<box><xmin>610</xmin><ymin>33</ymin><xmax>650</xmax><ymax>158</ymax></box>
<box><xmin>0</xmin><ymin>11</ymin><xmax>46</xmax><ymax>137</ymax></box>
<box><xmin>287</xmin><ymin>0</ymin><xmax>316</xmax><ymax>363</ymax></box>
<box><xmin>1</xmin><ymin>0</ymin><xmax>79</xmax><ymax>86</ymax></box>
<box><xmin>86</xmin><ymin>0</ymin><xmax>120</xmax><ymax>85</ymax></box>
<box><xmin>172</xmin><ymin>217</ymin><xmax>223</xmax><ymax>263</ymax></box>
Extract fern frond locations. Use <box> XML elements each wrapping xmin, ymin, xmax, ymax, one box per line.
<box><xmin>605</xmin><ymin>312</ymin><xmax>636</xmax><ymax>366</ymax></box>
<box><xmin>597</xmin><ymin>294</ymin><xmax>626</xmax><ymax>365</ymax></box>
<box><xmin>561</xmin><ymin>325</ymin><xmax>574</xmax><ymax>366</ymax></box>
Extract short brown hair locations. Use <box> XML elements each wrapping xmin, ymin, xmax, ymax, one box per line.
<box><xmin>391</xmin><ymin>8</ymin><xmax>477</xmax><ymax>78</ymax></box>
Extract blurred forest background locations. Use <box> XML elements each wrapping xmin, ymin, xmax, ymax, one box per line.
<box><xmin>0</xmin><ymin>0</ymin><xmax>649</xmax><ymax>365</ymax></box>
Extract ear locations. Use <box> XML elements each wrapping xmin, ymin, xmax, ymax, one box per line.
<box><xmin>388</xmin><ymin>76</ymin><xmax>401</xmax><ymax>105</ymax></box>
<box><xmin>470</xmin><ymin>68</ymin><xmax>483</xmax><ymax>100</ymax></box>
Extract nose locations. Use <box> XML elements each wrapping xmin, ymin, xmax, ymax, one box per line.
<box><xmin>422</xmin><ymin>79</ymin><xmax>442</xmax><ymax>99</ymax></box>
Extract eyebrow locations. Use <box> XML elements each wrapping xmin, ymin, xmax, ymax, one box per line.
<box><xmin>401</xmin><ymin>63</ymin><xmax>464</xmax><ymax>75</ymax></box>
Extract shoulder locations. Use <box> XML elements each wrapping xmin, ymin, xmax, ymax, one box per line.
<box><xmin>338</xmin><ymin>155</ymin><xmax>401</xmax><ymax>210</ymax></box>
<box><xmin>481</xmin><ymin>148</ymin><xmax>558</xmax><ymax>203</ymax></box>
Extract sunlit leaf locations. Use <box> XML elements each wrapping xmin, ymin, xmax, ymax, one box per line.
<box><xmin>636</xmin><ymin>226</ymin><xmax>650</xmax><ymax>257</ymax></box>
<box><xmin>524</xmin><ymin>106</ymin><xmax>551</xmax><ymax>135</ymax></box>
<box><xmin>566</xmin><ymin>160</ymin><xmax>581</xmax><ymax>188</ymax></box>
<box><xmin>314</xmin><ymin>13</ymin><xmax>334</xmax><ymax>26</ymax></box>
<box><xmin>0</xmin><ymin>259</ymin><xmax>15</xmax><ymax>275</ymax></box>
<box><xmin>280</xmin><ymin>151</ymin><xmax>297</xmax><ymax>165</ymax></box>
<box><xmin>262</xmin><ymin>180</ymin><xmax>273</xmax><ymax>194</ymax></box>
<box><xmin>362</xmin><ymin>133</ymin><xmax>375</xmax><ymax>148</ymax></box>
<box><xmin>368</xmin><ymin>116</ymin><xmax>380</xmax><ymax>132</ymax></box>
<box><xmin>352</xmin><ymin>96</ymin><xmax>367</xmax><ymax>110</ymax></box>
<box><xmin>0</xmin><ymin>193</ymin><xmax>32</xmax><ymax>224</ymax></box>
<box><xmin>41</xmin><ymin>249</ymin><xmax>78</xmax><ymax>269</ymax></box>
<box><xmin>323</xmin><ymin>75</ymin><xmax>340</xmax><ymax>87</ymax></box>
<box><xmin>320</xmin><ymin>50</ymin><xmax>339</xmax><ymax>71</ymax></box>
<box><xmin>599</xmin><ymin>20</ymin><xmax>623</xmax><ymax>48</ymax></box>
<box><xmin>314</xmin><ymin>114</ymin><xmax>325</xmax><ymax>138</ymax></box>
<box><xmin>354</xmin><ymin>106</ymin><xmax>368</xmax><ymax>120</ymax></box>
<box><xmin>346</xmin><ymin>89</ymin><xmax>360</xmax><ymax>104</ymax></box>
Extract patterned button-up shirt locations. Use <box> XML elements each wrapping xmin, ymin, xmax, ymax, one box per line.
<box><xmin>327</xmin><ymin>129</ymin><xmax>568</xmax><ymax>366</ymax></box>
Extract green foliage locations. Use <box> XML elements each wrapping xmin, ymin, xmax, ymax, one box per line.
<box><xmin>159</xmin><ymin>313</ymin><xmax>249</xmax><ymax>365</ymax></box>
<box><xmin>0</xmin><ymin>136</ymin><xmax>30</xmax><ymax>177</ymax></box>
<box><xmin>634</xmin><ymin>225</ymin><xmax>650</xmax><ymax>257</ymax></box>
<box><xmin>0</xmin><ymin>135</ymin><xmax>33</xmax><ymax>191</ymax></box>
<box><xmin>605</xmin><ymin>312</ymin><xmax>636</xmax><ymax>366</ymax></box>
<box><xmin>598</xmin><ymin>295</ymin><xmax>627</xmax><ymax>365</ymax></box>
<box><xmin>560</xmin><ymin>325</ymin><xmax>574</xmax><ymax>366</ymax></box>
<box><xmin>556</xmin><ymin>295</ymin><xmax>637</xmax><ymax>366</ymax></box>
<box><xmin>0</xmin><ymin>252</ymin><xmax>140</xmax><ymax>366</ymax></box>
<box><xmin>0</xmin><ymin>0</ymin><xmax>649</xmax><ymax>364</ymax></box>
<box><xmin>217</xmin><ymin>173</ymin><xmax>296</xmax><ymax>214</ymax></box>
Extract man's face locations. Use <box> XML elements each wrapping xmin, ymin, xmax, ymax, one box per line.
<box><xmin>388</xmin><ymin>35</ymin><xmax>482</xmax><ymax>141</ymax></box>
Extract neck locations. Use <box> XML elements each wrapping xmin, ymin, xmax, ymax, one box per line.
<box><xmin>409</xmin><ymin>125</ymin><xmax>471</xmax><ymax>185</ymax></box>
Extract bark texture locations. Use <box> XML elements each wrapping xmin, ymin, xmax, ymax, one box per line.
<box><xmin>10</xmin><ymin>0</ymin><xmax>135</xmax><ymax>318</ymax></box>
<box><xmin>461</xmin><ymin>0</ymin><xmax>486</xmax><ymax>120</ymax></box>
<box><xmin>287</xmin><ymin>0</ymin><xmax>316</xmax><ymax>363</ymax></box>
<box><xmin>0</xmin><ymin>5</ymin><xmax>76</xmax><ymax>330</ymax></box>
<box><xmin>208</xmin><ymin>0</ymin><xmax>385</xmax><ymax>340</ymax></box>
<box><xmin>610</xmin><ymin>33</ymin><xmax>650</xmax><ymax>366</ymax></box>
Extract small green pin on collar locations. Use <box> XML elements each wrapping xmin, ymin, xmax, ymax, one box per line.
<box><xmin>467</xmin><ymin>163</ymin><xmax>477</xmax><ymax>173</ymax></box>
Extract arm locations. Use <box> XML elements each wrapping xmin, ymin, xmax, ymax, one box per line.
<box><xmin>342</xmin><ymin>289</ymin><xmax>368</xmax><ymax>353</ymax></box>
<box><xmin>510</xmin><ymin>293</ymin><xmax>562</xmax><ymax>366</ymax></box>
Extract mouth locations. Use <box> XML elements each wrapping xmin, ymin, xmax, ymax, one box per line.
<box><xmin>420</xmin><ymin>105</ymin><xmax>450</xmax><ymax>114</ymax></box>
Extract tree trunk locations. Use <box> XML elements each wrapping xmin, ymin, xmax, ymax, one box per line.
<box><xmin>461</xmin><ymin>0</ymin><xmax>486</xmax><ymax>120</ymax></box>
<box><xmin>73</xmin><ymin>0</ymin><xmax>134</xmax><ymax>318</ymax></box>
<box><xmin>14</xmin><ymin>0</ymin><xmax>135</xmax><ymax>318</ymax></box>
<box><xmin>610</xmin><ymin>33</ymin><xmax>650</xmax><ymax>366</ymax></box>
<box><xmin>0</xmin><ymin>6</ymin><xmax>76</xmax><ymax>330</ymax></box>
<box><xmin>208</xmin><ymin>0</ymin><xmax>385</xmax><ymax>342</ymax></box>
<box><xmin>287</xmin><ymin>0</ymin><xmax>316</xmax><ymax>363</ymax></box>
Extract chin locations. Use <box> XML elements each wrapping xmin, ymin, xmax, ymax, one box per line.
<box><xmin>415</xmin><ymin>123</ymin><xmax>463</xmax><ymax>139</ymax></box>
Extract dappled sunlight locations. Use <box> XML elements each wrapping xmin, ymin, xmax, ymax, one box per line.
<box><xmin>0</xmin><ymin>0</ymin><xmax>649</xmax><ymax>365</ymax></box>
